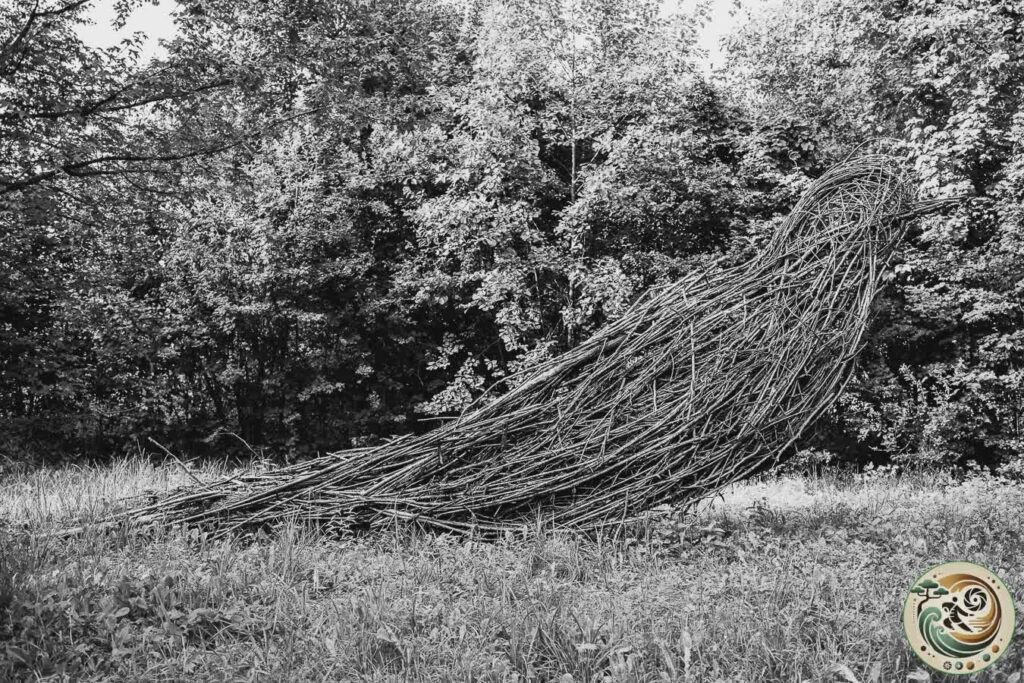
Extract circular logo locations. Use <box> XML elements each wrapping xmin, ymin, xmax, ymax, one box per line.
<box><xmin>903</xmin><ymin>561</ymin><xmax>1015</xmax><ymax>674</ymax></box>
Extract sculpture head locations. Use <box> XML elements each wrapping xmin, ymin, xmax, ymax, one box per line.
<box><xmin>766</xmin><ymin>155</ymin><xmax>916</xmax><ymax>266</ymax></box>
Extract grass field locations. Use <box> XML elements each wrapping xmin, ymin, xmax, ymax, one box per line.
<box><xmin>1</xmin><ymin>459</ymin><xmax>1022</xmax><ymax>682</ymax></box>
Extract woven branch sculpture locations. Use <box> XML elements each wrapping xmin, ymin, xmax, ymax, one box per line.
<box><xmin>121</xmin><ymin>155</ymin><xmax>926</xmax><ymax>536</ymax></box>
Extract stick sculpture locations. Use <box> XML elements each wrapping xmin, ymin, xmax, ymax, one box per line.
<box><xmin>119</xmin><ymin>155</ymin><xmax>929</xmax><ymax>536</ymax></box>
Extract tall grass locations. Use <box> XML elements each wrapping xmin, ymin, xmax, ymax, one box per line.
<box><xmin>1</xmin><ymin>461</ymin><xmax>1022</xmax><ymax>681</ymax></box>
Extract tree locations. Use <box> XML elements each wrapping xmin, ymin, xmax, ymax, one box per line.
<box><xmin>0</xmin><ymin>0</ymin><xmax>465</xmax><ymax>456</ymax></box>
<box><xmin>913</xmin><ymin>578</ymin><xmax>950</xmax><ymax>616</ymax></box>
<box><xmin>386</xmin><ymin>0</ymin><xmax>756</xmax><ymax>418</ymax></box>
<box><xmin>0</xmin><ymin>0</ymin><xmax>236</xmax><ymax>455</ymax></box>
<box><xmin>726</xmin><ymin>0</ymin><xmax>1024</xmax><ymax>467</ymax></box>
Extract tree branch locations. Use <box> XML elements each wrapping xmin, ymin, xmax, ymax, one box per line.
<box><xmin>11</xmin><ymin>78</ymin><xmax>235</xmax><ymax>120</ymax></box>
<box><xmin>0</xmin><ymin>107</ymin><xmax>323</xmax><ymax>194</ymax></box>
<box><xmin>0</xmin><ymin>0</ymin><xmax>92</xmax><ymax>75</ymax></box>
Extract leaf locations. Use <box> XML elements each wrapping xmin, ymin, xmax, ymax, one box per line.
<box><xmin>906</xmin><ymin>669</ymin><xmax>930</xmax><ymax>682</ymax></box>
<box><xmin>831</xmin><ymin>662</ymin><xmax>860</xmax><ymax>683</ymax></box>
<box><xmin>5</xmin><ymin>645</ymin><xmax>30</xmax><ymax>664</ymax></box>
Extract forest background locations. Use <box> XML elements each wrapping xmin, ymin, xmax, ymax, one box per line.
<box><xmin>3</xmin><ymin>0</ymin><xmax>1023</xmax><ymax>470</ymax></box>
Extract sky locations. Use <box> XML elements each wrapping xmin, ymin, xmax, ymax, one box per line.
<box><xmin>679</xmin><ymin>0</ymin><xmax>738</xmax><ymax>72</ymax></box>
<box><xmin>75</xmin><ymin>0</ymin><xmax>740</xmax><ymax>68</ymax></box>
<box><xmin>74</xmin><ymin>0</ymin><xmax>178</xmax><ymax>62</ymax></box>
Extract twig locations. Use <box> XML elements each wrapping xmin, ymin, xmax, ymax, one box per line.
<box><xmin>148</xmin><ymin>437</ymin><xmax>203</xmax><ymax>486</ymax></box>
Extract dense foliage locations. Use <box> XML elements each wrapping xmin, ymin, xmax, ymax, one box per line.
<box><xmin>729</xmin><ymin>0</ymin><xmax>1024</xmax><ymax>466</ymax></box>
<box><xmin>2</xmin><ymin>0</ymin><xmax>1022</xmax><ymax>467</ymax></box>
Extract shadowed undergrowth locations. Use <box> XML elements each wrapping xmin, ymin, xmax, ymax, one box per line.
<box><xmin>1</xmin><ymin>460</ymin><xmax>1022</xmax><ymax>681</ymax></box>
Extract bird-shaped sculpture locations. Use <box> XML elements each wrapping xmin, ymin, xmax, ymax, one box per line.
<box><xmin>110</xmin><ymin>155</ymin><xmax>944</xmax><ymax>538</ymax></box>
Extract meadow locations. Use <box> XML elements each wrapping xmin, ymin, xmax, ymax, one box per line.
<box><xmin>1</xmin><ymin>459</ymin><xmax>1022</xmax><ymax>682</ymax></box>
